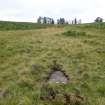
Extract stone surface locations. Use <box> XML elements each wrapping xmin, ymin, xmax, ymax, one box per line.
<box><xmin>48</xmin><ymin>70</ymin><xmax>69</xmax><ymax>84</ymax></box>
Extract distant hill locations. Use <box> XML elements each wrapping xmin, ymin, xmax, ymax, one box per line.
<box><xmin>74</xmin><ymin>22</ymin><xmax>105</xmax><ymax>29</ymax></box>
<box><xmin>0</xmin><ymin>21</ymin><xmax>54</xmax><ymax>31</ymax></box>
<box><xmin>0</xmin><ymin>20</ymin><xmax>105</xmax><ymax>31</ymax></box>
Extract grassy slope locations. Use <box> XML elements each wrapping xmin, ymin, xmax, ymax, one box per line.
<box><xmin>0</xmin><ymin>22</ymin><xmax>105</xmax><ymax>105</ymax></box>
<box><xmin>0</xmin><ymin>21</ymin><xmax>54</xmax><ymax>30</ymax></box>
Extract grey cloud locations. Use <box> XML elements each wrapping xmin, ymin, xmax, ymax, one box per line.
<box><xmin>0</xmin><ymin>0</ymin><xmax>104</xmax><ymax>23</ymax></box>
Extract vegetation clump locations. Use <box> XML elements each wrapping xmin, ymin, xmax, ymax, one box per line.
<box><xmin>62</xmin><ymin>30</ymin><xmax>86</xmax><ymax>37</ymax></box>
<box><xmin>40</xmin><ymin>62</ymin><xmax>86</xmax><ymax>105</ymax></box>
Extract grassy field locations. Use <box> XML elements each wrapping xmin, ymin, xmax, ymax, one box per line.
<box><xmin>0</xmin><ymin>22</ymin><xmax>105</xmax><ymax>105</ymax></box>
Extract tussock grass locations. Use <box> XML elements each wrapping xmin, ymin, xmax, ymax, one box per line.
<box><xmin>62</xmin><ymin>30</ymin><xmax>87</xmax><ymax>37</ymax></box>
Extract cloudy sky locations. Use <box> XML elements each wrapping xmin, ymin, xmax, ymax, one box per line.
<box><xmin>0</xmin><ymin>0</ymin><xmax>105</xmax><ymax>23</ymax></box>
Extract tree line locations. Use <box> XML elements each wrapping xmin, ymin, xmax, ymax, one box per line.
<box><xmin>37</xmin><ymin>16</ymin><xmax>104</xmax><ymax>24</ymax></box>
<box><xmin>37</xmin><ymin>16</ymin><xmax>81</xmax><ymax>24</ymax></box>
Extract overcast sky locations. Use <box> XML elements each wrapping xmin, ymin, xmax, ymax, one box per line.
<box><xmin>0</xmin><ymin>0</ymin><xmax>105</xmax><ymax>23</ymax></box>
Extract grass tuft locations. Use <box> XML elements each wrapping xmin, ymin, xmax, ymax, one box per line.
<box><xmin>62</xmin><ymin>30</ymin><xmax>87</xmax><ymax>37</ymax></box>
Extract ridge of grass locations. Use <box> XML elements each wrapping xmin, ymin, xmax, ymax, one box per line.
<box><xmin>0</xmin><ymin>21</ymin><xmax>54</xmax><ymax>31</ymax></box>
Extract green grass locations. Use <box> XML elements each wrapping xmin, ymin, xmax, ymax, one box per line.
<box><xmin>62</xmin><ymin>30</ymin><xmax>87</xmax><ymax>37</ymax></box>
<box><xmin>0</xmin><ymin>21</ymin><xmax>55</xmax><ymax>30</ymax></box>
<box><xmin>0</xmin><ymin>21</ymin><xmax>105</xmax><ymax>105</ymax></box>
